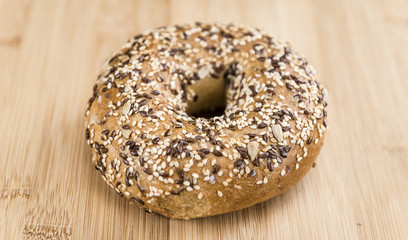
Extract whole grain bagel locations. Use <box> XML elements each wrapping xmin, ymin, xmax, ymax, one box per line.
<box><xmin>85</xmin><ymin>22</ymin><xmax>328</xmax><ymax>219</ymax></box>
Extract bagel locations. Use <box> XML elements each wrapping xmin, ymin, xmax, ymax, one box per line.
<box><xmin>85</xmin><ymin>22</ymin><xmax>328</xmax><ymax>219</ymax></box>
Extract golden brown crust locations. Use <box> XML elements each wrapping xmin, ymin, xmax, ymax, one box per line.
<box><xmin>85</xmin><ymin>22</ymin><xmax>328</xmax><ymax>219</ymax></box>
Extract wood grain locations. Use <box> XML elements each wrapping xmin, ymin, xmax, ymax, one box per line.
<box><xmin>1</xmin><ymin>0</ymin><xmax>407</xmax><ymax>239</ymax></box>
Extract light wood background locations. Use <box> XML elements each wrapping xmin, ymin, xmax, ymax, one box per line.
<box><xmin>1</xmin><ymin>0</ymin><xmax>407</xmax><ymax>239</ymax></box>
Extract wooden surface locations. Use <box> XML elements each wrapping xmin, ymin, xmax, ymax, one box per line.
<box><xmin>1</xmin><ymin>0</ymin><xmax>407</xmax><ymax>239</ymax></box>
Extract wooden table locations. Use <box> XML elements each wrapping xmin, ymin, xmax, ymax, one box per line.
<box><xmin>1</xmin><ymin>0</ymin><xmax>407</xmax><ymax>239</ymax></box>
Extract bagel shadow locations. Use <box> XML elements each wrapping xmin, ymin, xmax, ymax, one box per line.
<box><xmin>165</xmin><ymin>188</ymin><xmax>295</xmax><ymax>237</ymax></box>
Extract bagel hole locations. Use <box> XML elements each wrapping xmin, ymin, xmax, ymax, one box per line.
<box><xmin>185</xmin><ymin>74</ymin><xmax>227</xmax><ymax>119</ymax></box>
